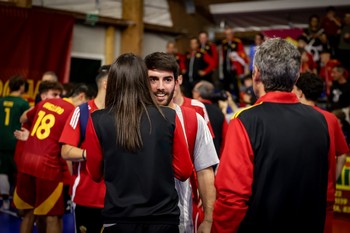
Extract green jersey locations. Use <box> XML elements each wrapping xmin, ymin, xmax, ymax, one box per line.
<box><xmin>0</xmin><ymin>96</ymin><xmax>30</xmax><ymax>151</ymax></box>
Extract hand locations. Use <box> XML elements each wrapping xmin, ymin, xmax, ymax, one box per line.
<box><xmin>198</xmin><ymin>70</ymin><xmax>206</xmax><ymax>76</ymax></box>
<box><xmin>197</xmin><ymin>220</ymin><xmax>212</xmax><ymax>233</ymax></box>
<box><xmin>14</xmin><ymin>127</ymin><xmax>30</xmax><ymax>141</ymax></box>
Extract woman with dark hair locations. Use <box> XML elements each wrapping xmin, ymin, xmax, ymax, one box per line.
<box><xmin>84</xmin><ymin>53</ymin><xmax>192</xmax><ymax>233</ymax></box>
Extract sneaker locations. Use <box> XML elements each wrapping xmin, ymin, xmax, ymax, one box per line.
<box><xmin>1</xmin><ymin>199</ymin><xmax>10</xmax><ymax>210</ymax></box>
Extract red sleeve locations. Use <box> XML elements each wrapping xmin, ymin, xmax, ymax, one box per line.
<box><xmin>219</xmin><ymin>118</ymin><xmax>229</xmax><ymax>157</ymax></box>
<box><xmin>172</xmin><ymin>115</ymin><xmax>193</xmax><ymax>181</ymax></box>
<box><xmin>59</xmin><ymin>108</ymin><xmax>81</xmax><ymax>146</ymax></box>
<box><xmin>85</xmin><ymin>117</ymin><xmax>104</xmax><ymax>182</ymax></box>
<box><xmin>210</xmin><ymin>43</ymin><xmax>219</xmax><ymax>68</ymax></box>
<box><xmin>212</xmin><ymin>118</ymin><xmax>254</xmax><ymax>233</ymax></box>
<box><xmin>203</xmin><ymin>52</ymin><xmax>216</xmax><ymax>74</ymax></box>
<box><xmin>237</xmin><ymin>41</ymin><xmax>248</xmax><ymax>63</ymax></box>
<box><xmin>334</xmin><ymin>119</ymin><xmax>350</xmax><ymax>156</ymax></box>
<box><xmin>178</xmin><ymin>53</ymin><xmax>187</xmax><ymax>74</ymax></box>
<box><xmin>26</xmin><ymin>105</ymin><xmax>37</xmax><ymax>127</ymax></box>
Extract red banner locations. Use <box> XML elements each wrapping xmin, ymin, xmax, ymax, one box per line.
<box><xmin>0</xmin><ymin>6</ymin><xmax>74</xmax><ymax>99</ymax></box>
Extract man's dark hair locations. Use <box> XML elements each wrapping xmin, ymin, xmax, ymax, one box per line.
<box><xmin>9</xmin><ymin>75</ymin><xmax>26</xmax><ymax>92</ymax></box>
<box><xmin>295</xmin><ymin>72</ymin><xmax>325</xmax><ymax>102</ymax></box>
<box><xmin>68</xmin><ymin>83</ymin><xmax>92</xmax><ymax>99</ymax></box>
<box><xmin>144</xmin><ymin>52</ymin><xmax>179</xmax><ymax>80</ymax></box>
<box><xmin>96</xmin><ymin>64</ymin><xmax>110</xmax><ymax>88</ymax></box>
<box><xmin>38</xmin><ymin>81</ymin><xmax>63</xmax><ymax>95</ymax></box>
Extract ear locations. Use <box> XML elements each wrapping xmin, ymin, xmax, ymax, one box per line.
<box><xmin>103</xmin><ymin>79</ymin><xmax>107</xmax><ymax>90</ymax></box>
<box><xmin>40</xmin><ymin>93</ymin><xmax>46</xmax><ymax>100</ymax></box>
<box><xmin>252</xmin><ymin>66</ymin><xmax>260</xmax><ymax>82</ymax></box>
<box><xmin>177</xmin><ymin>75</ymin><xmax>183</xmax><ymax>85</ymax></box>
<box><xmin>79</xmin><ymin>92</ymin><xmax>87</xmax><ymax>101</ymax></box>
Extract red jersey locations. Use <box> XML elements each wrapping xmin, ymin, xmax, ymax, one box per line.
<box><xmin>14</xmin><ymin>122</ymin><xmax>29</xmax><ymax>172</ymax></box>
<box><xmin>20</xmin><ymin>98</ymin><xmax>75</xmax><ymax>181</ymax></box>
<box><xmin>59</xmin><ymin>99</ymin><xmax>106</xmax><ymax>208</ymax></box>
<box><xmin>313</xmin><ymin>106</ymin><xmax>349</xmax><ymax>203</ymax></box>
<box><xmin>182</xmin><ymin>97</ymin><xmax>214</xmax><ymax>137</ymax></box>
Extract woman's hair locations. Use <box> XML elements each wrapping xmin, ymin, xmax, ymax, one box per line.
<box><xmin>105</xmin><ymin>53</ymin><xmax>161</xmax><ymax>152</ymax></box>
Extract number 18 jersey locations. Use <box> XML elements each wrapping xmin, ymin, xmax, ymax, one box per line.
<box><xmin>21</xmin><ymin>98</ymin><xmax>75</xmax><ymax>181</ymax></box>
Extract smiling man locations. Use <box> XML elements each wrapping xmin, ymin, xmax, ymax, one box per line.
<box><xmin>145</xmin><ymin>52</ymin><xmax>218</xmax><ymax>233</ymax></box>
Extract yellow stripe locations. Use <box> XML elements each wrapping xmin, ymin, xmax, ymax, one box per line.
<box><xmin>34</xmin><ymin>182</ymin><xmax>63</xmax><ymax>215</ymax></box>
<box><xmin>232</xmin><ymin>102</ymin><xmax>264</xmax><ymax>119</ymax></box>
<box><xmin>13</xmin><ymin>188</ymin><xmax>33</xmax><ymax>209</ymax></box>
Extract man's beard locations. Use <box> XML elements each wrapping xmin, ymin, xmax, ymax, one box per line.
<box><xmin>155</xmin><ymin>88</ymin><xmax>175</xmax><ymax>106</ymax></box>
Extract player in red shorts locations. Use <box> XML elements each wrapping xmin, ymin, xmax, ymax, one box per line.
<box><xmin>13</xmin><ymin>84</ymin><xmax>89</xmax><ymax>233</ymax></box>
<box><xmin>59</xmin><ymin>66</ymin><xmax>109</xmax><ymax>233</ymax></box>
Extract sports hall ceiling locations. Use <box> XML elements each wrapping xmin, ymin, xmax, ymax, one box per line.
<box><xmin>2</xmin><ymin>0</ymin><xmax>350</xmax><ymax>31</ymax></box>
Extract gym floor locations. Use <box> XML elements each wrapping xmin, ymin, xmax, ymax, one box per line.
<box><xmin>1</xmin><ymin>200</ymin><xmax>350</xmax><ymax>233</ymax></box>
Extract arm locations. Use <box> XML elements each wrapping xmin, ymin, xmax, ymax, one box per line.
<box><xmin>60</xmin><ymin>108</ymin><xmax>85</xmax><ymax>161</ymax></box>
<box><xmin>212</xmin><ymin>118</ymin><xmax>254</xmax><ymax>233</ymax></box>
<box><xmin>193</xmin><ymin>114</ymin><xmax>219</xmax><ymax>233</ymax></box>
<box><xmin>336</xmin><ymin>154</ymin><xmax>347</xmax><ymax>180</ymax></box>
<box><xmin>61</xmin><ymin>144</ymin><xmax>85</xmax><ymax>161</ymax></box>
<box><xmin>20</xmin><ymin>106</ymin><xmax>34</xmax><ymax>123</ymax></box>
<box><xmin>201</xmin><ymin>52</ymin><xmax>216</xmax><ymax>75</ymax></box>
<box><xmin>197</xmin><ymin>167</ymin><xmax>216</xmax><ymax>233</ymax></box>
<box><xmin>172</xmin><ymin>115</ymin><xmax>193</xmax><ymax>181</ymax></box>
<box><xmin>334</xmin><ymin>118</ymin><xmax>350</xmax><ymax>180</ymax></box>
<box><xmin>85</xmin><ymin>117</ymin><xmax>104</xmax><ymax>182</ymax></box>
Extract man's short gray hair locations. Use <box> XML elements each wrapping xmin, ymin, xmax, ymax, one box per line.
<box><xmin>253</xmin><ymin>38</ymin><xmax>300</xmax><ymax>92</ymax></box>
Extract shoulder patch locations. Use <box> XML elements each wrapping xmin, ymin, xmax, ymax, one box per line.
<box><xmin>232</xmin><ymin>102</ymin><xmax>263</xmax><ymax>119</ymax></box>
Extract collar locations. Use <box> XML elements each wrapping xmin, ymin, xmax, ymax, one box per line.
<box><xmin>63</xmin><ymin>97</ymin><xmax>73</xmax><ymax>105</ymax></box>
<box><xmin>200</xmin><ymin>99</ymin><xmax>212</xmax><ymax>104</ymax></box>
<box><xmin>256</xmin><ymin>92</ymin><xmax>299</xmax><ymax>104</ymax></box>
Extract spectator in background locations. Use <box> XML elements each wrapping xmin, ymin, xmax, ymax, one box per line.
<box><xmin>302</xmin><ymin>14</ymin><xmax>324</xmax><ymax>63</ymax></box>
<box><xmin>198</xmin><ymin>30</ymin><xmax>219</xmax><ymax>69</ymax></box>
<box><xmin>298</xmin><ymin>47</ymin><xmax>318</xmax><ymax>74</ymax></box>
<box><xmin>321</xmin><ymin>6</ymin><xmax>342</xmax><ymax>57</ymax></box>
<box><xmin>248</xmin><ymin>33</ymin><xmax>265</xmax><ymax>73</ymax></box>
<box><xmin>213</xmin><ymin>38</ymin><xmax>330</xmax><ymax>233</ymax></box>
<box><xmin>0</xmin><ymin>76</ymin><xmax>29</xmax><ymax>210</ymax></box>
<box><xmin>333</xmin><ymin>109</ymin><xmax>350</xmax><ymax>146</ymax></box>
<box><xmin>240</xmin><ymin>74</ymin><xmax>257</xmax><ymax>106</ymax></box>
<box><xmin>338</xmin><ymin>13</ymin><xmax>350</xmax><ymax>72</ymax></box>
<box><xmin>319</xmin><ymin>49</ymin><xmax>341</xmax><ymax>96</ymax></box>
<box><xmin>329</xmin><ymin>65</ymin><xmax>350</xmax><ymax>111</ymax></box>
<box><xmin>183</xmin><ymin>37</ymin><xmax>216</xmax><ymax>97</ymax></box>
<box><xmin>220</xmin><ymin>27</ymin><xmax>248</xmax><ymax>97</ymax></box>
<box><xmin>166</xmin><ymin>41</ymin><xmax>186</xmax><ymax>75</ymax></box>
<box><xmin>192</xmin><ymin>80</ymin><xmax>228</xmax><ymax>157</ymax></box>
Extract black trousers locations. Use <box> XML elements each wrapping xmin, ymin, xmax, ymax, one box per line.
<box><xmin>75</xmin><ymin>204</ymin><xmax>103</xmax><ymax>233</ymax></box>
<box><xmin>102</xmin><ymin>223</ymin><xmax>179</xmax><ymax>233</ymax></box>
